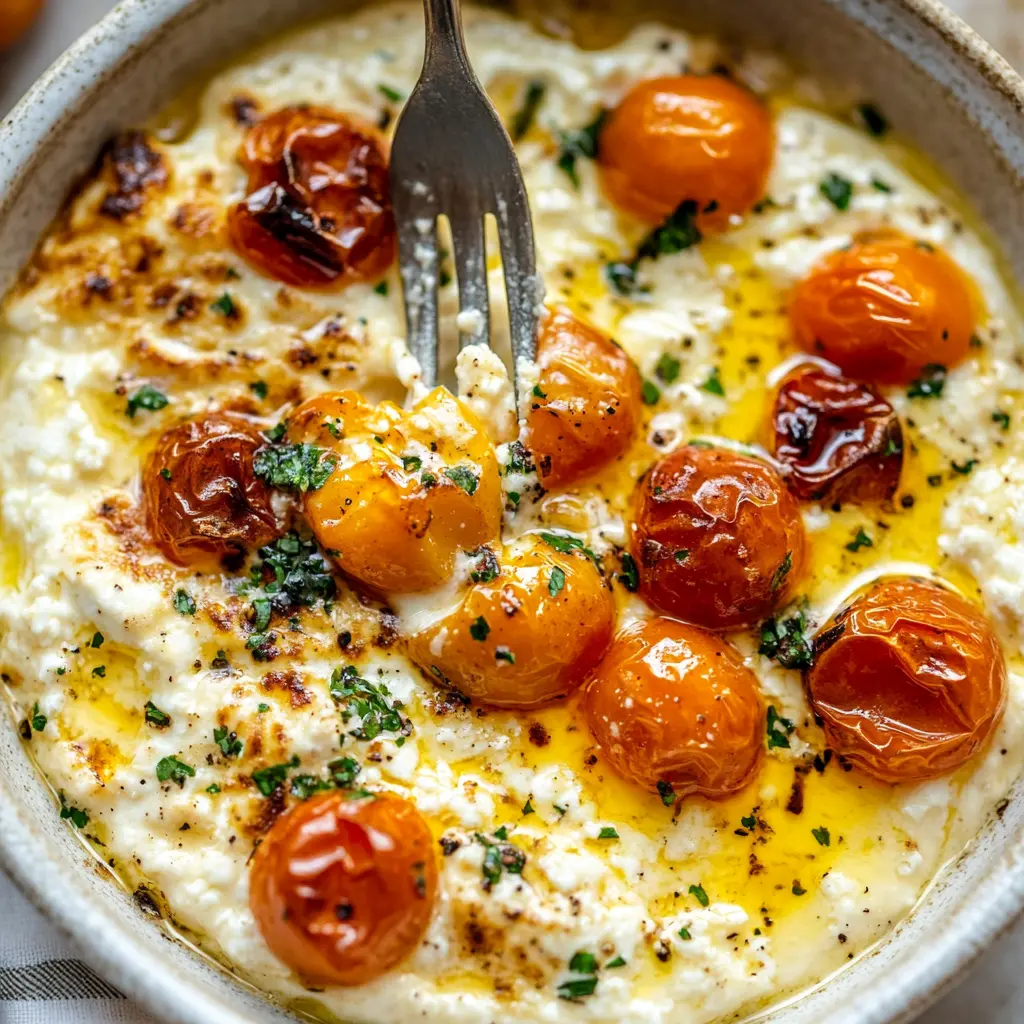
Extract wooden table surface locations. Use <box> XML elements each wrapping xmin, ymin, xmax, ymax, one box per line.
<box><xmin>1</xmin><ymin>1</ymin><xmax>1024</xmax><ymax>1022</ymax></box>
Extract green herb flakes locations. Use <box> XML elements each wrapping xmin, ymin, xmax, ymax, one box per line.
<box><xmin>678</xmin><ymin>926</ymin><xmax>692</xmax><ymax>941</ymax></box>
<box><xmin>655</xmin><ymin>353</ymin><xmax>681</xmax><ymax>384</ymax></box>
<box><xmin>845</xmin><ymin>527</ymin><xmax>873</xmax><ymax>553</ymax></box>
<box><xmin>253</xmin><ymin>443</ymin><xmax>336</xmax><ymax>492</ymax></box>
<box><xmin>378</xmin><ymin>83</ymin><xmax>404</xmax><ymax>103</ymax></box>
<box><xmin>657</xmin><ymin>780</ymin><xmax>676</xmax><ymax>807</ymax></box>
<box><xmin>125</xmin><ymin>384</ymin><xmax>168</xmax><ymax>419</ymax></box>
<box><xmin>637</xmin><ymin>199</ymin><xmax>702</xmax><ymax>258</ymax></box>
<box><xmin>766</xmin><ymin>705</ymin><xmax>795</xmax><ymax>750</ymax></box>
<box><xmin>90</xmin><ymin>631</ymin><xmax>104</xmax><ymax>649</ymax></box>
<box><xmin>210</xmin><ymin>293</ymin><xmax>237</xmax><ymax>318</ymax></box>
<box><xmin>556</xmin><ymin>109</ymin><xmax>607</xmax><ymax>188</ymax></box>
<box><xmin>470</xmin><ymin>616</ymin><xmax>491</xmax><ymax>642</ymax></box>
<box><xmin>249</xmin><ymin>380</ymin><xmax>268</xmax><ymax>400</ymax></box>
<box><xmin>812</xmin><ymin>826</ymin><xmax>831</xmax><ymax>847</ymax></box>
<box><xmin>173</xmin><ymin>589</ymin><xmax>196</xmax><ymax>616</ymax></box>
<box><xmin>907</xmin><ymin>363</ymin><xmax>947</xmax><ymax>399</ymax></box>
<box><xmin>618</xmin><ymin>552</ymin><xmax>639</xmax><ymax>592</ymax></box>
<box><xmin>759</xmin><ymin>610</ymin><xmax>813</xmax><ymax>670</ymax></box>
<box><xmin>444</xmin><ymin>465</ymin><xmax>479</xmax><ymax>495</ymax></box>
<box><xmin>820</xmin><ymin>172</ymin><xmax>854</xmax><ymax>211</ymax></box>
<box><xmin>251</xmin><ymin>756</ymin><xmax>300</xmax><ymax>796</ymax></box>
<box><xmin>30</xmin><ymin>702</ymin><xmax>46</xmax><ymax>733</ymax></box>
<box><xmin>688</xmin><ymin>883</ymin><xmax>709</xmax><ymax>907</ymax></box>
<box><xmin>641</xmin><ymin>380</ymin><xmax>661</xmax><ymax>405</ymax></box>
<box><xmin>548</xmin><ymin>565</ymin><xmax>566</xmax><ymax>597</ymax></box>
<box><xmin>329</xmin><ymin>665</ymin><xmax>406</xmax><ymax>740</ymax></box>
<box><xmin>770</xmin><ymin>551</ymin><xmax>793</xmax><ymax>591</ymax></box>
<box><xmin>511</xmin><ymin>80</ymin><xmax>546</xmax><ymax>141</ymax></box>
<box><xmin>213</xmin><ymin>725</ymin><xmax>242</xmax><ymax>758</ymax></box>
<box><xmin>156</xmin><ymin>755</ymin><xmax>196</xmax><ymax>788</ymax></box>
<box><xmin>144</xmin><ymin>701</ymin><xmax>171</xmax><ymax>728</ymax></box>
<box><xmin>993</xmin><ymin>410</ymin><xmax>1011</xmax><ymax>431</ymax></box>
<box><xmin>700</xmin><ymin>367</ymin><xmax>725</xmax><ymax>396</ymax></box>
<box><xmin>59</xmin><ymin>793</ymin><xmax>88</xmax><ymax>829</ymax></box>
<box><xmin>597</xmin><ymin>826</ymin><xmax>619</xmax><ymax>839</ymax></box>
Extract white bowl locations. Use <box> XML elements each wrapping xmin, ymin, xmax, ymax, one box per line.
<box><xmin>2</xmin><ymin>2</ymin><xmax>1024</xmax><ymax>1022</ymax></box>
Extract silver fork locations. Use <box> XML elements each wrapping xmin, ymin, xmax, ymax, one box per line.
<box><xmin>390</xmin><ymin>0</ymin><xmax>539</xmax><ymax>396</ymax></box>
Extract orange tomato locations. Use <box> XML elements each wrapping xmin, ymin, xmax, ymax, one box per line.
<box><xmin>631</xmin><ymin>444</ymin><xmax>806</xmax><ymax>630</ymax></box>
<box><xmin>0</xmin><ymin>0</ymin><xmax>44</xmax><ymax>50</ymax></box>
<box><xmin>789</xmin><ymin>236</ymin><xmax>976</xmax><ymax>384</ymax></box>
<box><xmin>599</xmin><ymin>74</ymin><xmax>773</xmax><ymax>229</ymax></box>
<box><xmin>249</xmin><ymin>792</ymin><xmax>437</xmax><ymax>985</ymax></box>
<box><xmin>584</xmin><ymin>618</ymin><xmax>763</xmax><ymax>800</ymax></box>
<box><xmin>229</xmin><ymin>106</ymin><xmax>395</xmax><ymax>289</ymax></box>
<box><xmin>407</xmin><ymin>536</ymin><xmax>614</xmax><ymax>708</ymax></box>
<box><xmin>771</xmin><ymin>362</ymin><xmax>903</xmax><ymax>504</ymax></box>
<box><xmin>144</xmin><ymin>414</ymin><xmax>279</xmax><ymax>571</ymax></box>
<box><xmin>524</xmin><ymin>308</ymin><xmax>642</xmax><ymax>489</ymax></box>
<box><xmin>289</xmin><ymin>388</ymin><xmax>502</xmax><ymax>594</ymax></box>
<box><xmin>807</xmin><ymin>578</ymin><xmax>1006</xmax><ymax>783</ymax></box>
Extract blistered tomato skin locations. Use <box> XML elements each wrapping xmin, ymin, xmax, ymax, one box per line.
<box><xmin>598</xmin><ymin>74</ymin><xmax>773</xmax><ymax>229</ymax></box>
<box><xmin>790</xmin><ymin>236</ymin><xmax>976</xmax><ymax>384</ymax></box>
<box><xmin>631</xmin><ymin>445</ymin><xmax>806</xmax><ymax>630</ymax></box>
<box><xmin>807</xmin><ymin>578</ymin><xmax>1006</xmax><ymax>783</ymax></box>
<box><xmin>525</xmin><ymin>309</ymin><xmax>643</xmax><ymax>489</ymax></box>
<box><xmin>229</xmin><ymin>106</ymin><xmax>395</xmax><ymax>289</ymax></box>
<box><xmin>249</xmin><ymin>792</ymin><xmax>437</xmax><ymax>986</ymax></box>
<box><xmin>772</xmin><ymin>362</ymin><xmax>903</xmax><ymax>504</ymax></box>
<box><xmin>290</xmin><ymin>388</ymin><xmax>502</xmax><ymax>594</ymax></box>
<box><xmin>584</xmin><ymin>618</ymin><xmax>763</xmax><ymax>799</ymax></box>
<box><xmin>407</xmin><ymin>537</ymin><xmax>614</xmax><ymax>708</ymax></box>
<box><xmin>144</xmin><ymin>414</ymin><xmax>279</xmax><ymax>570</ymax></box>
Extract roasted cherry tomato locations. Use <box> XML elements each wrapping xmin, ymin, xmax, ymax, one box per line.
<box><xmin>771</xmin><ymin>362</ymin><xmax>902</xmax><ymax>504</ymax></box>
<box><xmin>807</xmin><ymin>578</ymin><xmax>1006</xmax><ymax>783</ymax></box>
<box><xmin>524</xmin><ymin>309</ymin><xmax>642</xmax><ymax>489</ymax></box>
<box><xmin>289</xmin><ymin>388</ymin><xmax>502</xmax><ymax>594</ymax></box>
<box><xmin>229</xmin><ymin>106</ymin><xmax>395</xmax><ymax>289</ymax></box>
<box><xmin>598</xmin><ymin>74</ymin><xmax>773</xmax><ymax>229</ymax></box>
<box><xmin>407</xmin><ymin>536</ymin><xmax>614</xmax><ymax>708</ymax></box>
<box><xmin>584</xmin><ymin>618</ymin><xmax>763</xmax><ymax>800</ymax></box>
<box><xmin>0</xmin><ymin>0</ymin><xmax>44</xmax><ymax>50</ymax></box>
<box><xmin>789</xmin><ymin>236</ymin><xmax>976</xmax><ymax>384</ymax></box>
<box><xmin>144</xmin><ymin>414</ymin><xmax>279</xmax><ymax>570</ymax></box>
<box><xmin>249</xmin><ymin>791</ymin><xmax>437</xmax><ymax>986</ymax></box>
<box><xmin>631</xmin><ymin>445</ymin><xmax>805</xmax><ymax>630</ymax></box>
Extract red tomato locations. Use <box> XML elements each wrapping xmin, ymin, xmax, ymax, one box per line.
<box><xmin>599</xmin><ymin>74</ymin><xmax>773</xmax><ymax>229</ymax></box>
<box><xmin>584</xmin><ymin>618</ymin><xmax>763</xmax><ymax>800</ymax></box>
<box><xmin>771</xmin><ymin>362</ymin><xmax>903</xmax><ymax>503</ymax></box>
<box><xmin>789</xmin><ymin>236</ymin><xmax>976</xmax><ymax>384</ymax></box>
<box><xmin>249</xmin><ymin>792</ymin><xmax>437</xmax><ymax>985</ymax></box>
<box><xmin>229</xmin><ymin>106</ymin><xmax>395</xmax><ymax>289</ymax></box>
<box><xmin>807</xmin><ymin>578</ymin><xmax>1006</xmax><ymax>782</ymax></box>
<box><xmin>631</xmin><ymin>445</ymin><xmax>806</xmax><ymax>630</ymax></box>
<box><xmin>525</xmin><ymin>309</ymin><xmax>642</xmax><ymax>489</ymax></box>
<box><xmin>144</xmin><ymin>414</ymin><xmax>279</xmax><ymax>570</ymax></box>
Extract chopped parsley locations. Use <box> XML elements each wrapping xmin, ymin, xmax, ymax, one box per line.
<box><xmin>556</xmin><ymin>109</ymin><xmax>607</xmax><ymax>188</ymax></box>
<box><xmin>759</xmin><ymin>609</ymin><xmax>813</xmax><ymax>670</ymax></box>
<box><xmin>907</xmin><ymin>363</ymin><xmax>947</xmax><ymax>399</ymax></box>
<box><xmin>495</xmin><ymin>647</ymin><xmax>516</xmax><ymax>664</ymax></box>
<box><xmin>539</xmin><ymin>531</ymin><xmax>590</xmax><ymax>557</ymax></box>
<box><xmin>206</xmin><ymin>784</ymin><xmax>221</xmax><ymax>794</ymax></box>
<box><xmin>618</xmin><ymin>552</ymin><xmax>639</xmax><ymax>593</ymax></box>
<box><xmin>160</xmin><ymin>468</ymin><xmax>171</xmax><ymax>480</ymax></box>
<box><xmin>474</xmin><ymin>830</ymin><xmax>526</xmax><ymax>887</ymax></box>
<box><xmin>740</xmin><ymin>813</ymin><xmax>757</xmax><ymax>830</ymax></box>
<box><xmin>605</xmin><ymin>956</ymin><xmax>627</xmax><ymax>968</ymax></box>
<box><xmin>328</xmin><ymin>756</ymin><xmax>362</xmax><ymax>788</ymax></box>
<box><xmin>401</xmin><ymin>454</ymin><xmax>422</xmax><ymax>472</ymax></box>
<box><xmin>91</xmin><ymin>665</ymin><xmax>106</xmax><ymax>678</ymax></box>
<box><xmin>820</xmin><ymin>172</ymin><xmax>854</xmax><ymax>210</ymax></box>
<box><xmin>655</xmin><ymin>353</ymin><xmax>681</xmax><ymax>384</ymax></box>
<box><xmin>770</xmin><ymin>551</ymin><xmax>793</xmax><ymax>591</ymax></box>
<box><xmin>90</xmin><ymin>631</ymin><xmax>104</xmax><ymax>649</ymax></box>
<box><xmin>636</xmin><ymin>199</ymin><xmax>702</xmax><ymax>259</ymax></box>
<box><xmin>209</xmin><ymin>293</ymin><xmax>237</xmax><ymax>318</ymax></box>
<box><xmin>993</xmin><ymin>410</ymin><xmax>1011</xmax><ymax>431</ymax></box>
<box><xmin>597</xmin><ymin>826</ymin><xmax>619</xmax><ymax>840</ymax></box>
<box><xmin>872</xmin><ymin>177</ymin><xmax>893</xmax><ymax>193</ymax></box>
<box><xmin>144</xmin><ymin>701</ymin><xmax>171</xmax><ymax>728</ymax></box>
<box><xmin>213</xmin><ymin>725</ymin><xmax>242</xmax><ymax>758</ymax></box>
<box><xmin>59</xmin><ymin>793</ymin><xmax>88</xmax><ymax>829</ymax></box>
<box><xmin>845</xmin><ymin>527</ymin><xmax>873</xmax><ymax>553</ymax></box>
<box><xmin>329</xmin><ymin>665</ymin><xmax>406</xmax><ymax>740</ymax></box>
<box><xmin>522</xmin><ymin>798</ymin><xmax>535</xmax><ymax>816</ymax></box>
<box><xmin>249</xmin><ymin>380</ymin><xmax>268</xmax><ymax>400</ymax></box>
<box><xmin>812</xmin><ymin>826</ymin><xmax>831</xmax><ymax>847</ymax></box>
<box><xmin>793</xmin><ymin>881</ymin><xmax>808</xmax><ymax>896</ymax></box>
<box><xmin>289</xmin><ymin>774</ymin><xmax>333</xmax><ymax>800</ymax></box>
<box><xmin>247</xmin><ymin>532</ymin><xmax>336</xmax><ymax>610</ymax></box>
<box><xmin>373</xmin><ymin>281</ymin><xmax>389</xmax><ymax>296</ymax></box>
<box><xmin>548</xmin><ymin>565</ymin><xmax>566</xmax><ymax>597</ymax></box>
<box><xmin>766</xmin><ymin>705</ymin><xmax>795</xmax><ymax>750</ymax></box>
<box><xmin>257</xmin><ymin>702</ymin><xmax>270</xmax><ymax>713</ymax></box>
<box><xmin>952</xmin><ymin>458</ymin><xmax>979</xmax><ymax>476</ymax></box>
<box><xmin>125</xmin><ymin>384</ymin><xmax>168</xmax><ymax>418</ymax></box>
<box><xmin>700</xmin><ymin>367</ymin><xmax>725</xmax><ymax>396</ymax></box>
<box><xmin>444</xmin><ymin>465</ymin><xmax>479</xmax><ymax>495</ymax></box>
<box><xmin>678</xmin><ymin>927</ymin><xmax>692</xmax><ymax>941</ymax></box>
<box><xmin>688</xmin><ymin>883</ymin><xmax>709</xmax><ymax>907</ymax></box>
<box><xmin>641</xmin><ymin>380</ymin><xmax>661</xmax><ymax>405</ymax></box>
<box><xmin>30</xmin><ymin>702</ymin><xmax>46</xmax><ymax>733</ymax></box>
<box><xmin>505</xmin><ymin>440</ymin><xmax>535</xmax><ymax>476</ymax></box>
<box><xmin>173</xmin><ymin>589</ymin><xmax>196</xmax><ymax>616</ymax></box>
<box><xmin>253</xmin><ymin>443</ymin><xmax>336</xmax><ymax>492</ymax></box>
<box><xmin>558</xmin><ymin>951</ymin><xmax>599</xmax><ymax>1000</ymax></box>
<box><xmin>657</xmin><ymin>780</ymin><xmax>676</xmax><ymax>807</ymax></box>
<box><xmin>251</xmin><ymin>756</ymin><xmax>300</xmax><ymax>796</ymax></box>
<box><xmin>510</xmin><ymin>80</ymin><xmax>546</xmax><ymax>141</ymax></box>
<box><xmin>469</xmin><ymin>616</ymin><xmax>490</xmax><ymax>642</ymax></box>
<box><xmin>605</xmin><ymin>260</ymin><xmax>640</xmax><ymax>296</ymax></box>
<box><xmin>469</xmin><ymin>546</ymin><xmax>500</xmax><ymax>583</ymax></box>
<box><xmin>532</xmin><ymin>384</ymin><xmax>547</xmax><ymax>399</ymax></box>
<box><xmin>377</xmin><ymin>83</ymin><xmax>404</xmax><ymax>103</ymax></box>
<box><xmin>674</xmin><ymin>549</ymin><xmax>689</xmax><ymax>563</ymax></box>
<box><xmin>156</xmin><ymin>755</ymin><xmax>196</xmax><ymax>788</ymax></box>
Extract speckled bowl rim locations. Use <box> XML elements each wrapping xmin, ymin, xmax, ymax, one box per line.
<box><xmin>2</xmin><ymin>2</ymin><xmax>1024</xmax><ymax>1023</ymax></box>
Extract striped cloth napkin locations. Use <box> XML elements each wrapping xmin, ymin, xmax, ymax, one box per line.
<box><xmin>0</xmin><ymin>876</ymin><xmax>158</xmax><ymax>1023</ymax></box>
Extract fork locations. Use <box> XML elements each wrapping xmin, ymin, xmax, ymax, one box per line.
<box><xmin>390</xmin><ymin>0</ymin><xmax>539</xmax><ymax>397</ymax></box>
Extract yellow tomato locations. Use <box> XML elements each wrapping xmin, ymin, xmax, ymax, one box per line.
<box><xmin>290</xmin><ymin>388</ymin><xmax>502</xmax><ymax>594</ymax></box>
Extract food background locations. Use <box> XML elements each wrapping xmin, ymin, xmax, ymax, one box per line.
<box><xmin>0</xmin><ymin>0</ymin><xmax>1023</xmax><ymax>1022</ymax></box>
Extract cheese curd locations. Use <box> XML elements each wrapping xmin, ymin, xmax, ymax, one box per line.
<box><xmin>1</xmin><ymin>4</ymin><xmax>1023</xmax><ymax>1024</ymax></box>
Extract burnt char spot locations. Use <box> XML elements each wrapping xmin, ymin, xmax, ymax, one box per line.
<box><xmin>786</xmin><ymin>764</ymin><xmax>810</xmax><ymax>815</ymax></box>
<box><xmin>133</xmin><ymin>886</ymin><xmax>163</xmax><ymax>918</ymax></box>
<box><xmin>100</xmin><ymin>133</ymin><xmax>167</xmax><ymax>220</ymax></box>
<box><xmin>440</xmin><ymin>835</ymin><xmax>461</xmax><ymax>856</ymax></box>
<box><xmin>261</xmin><ymin>669</ymin><xmax>311</xmax><ymax>708</ymax></box>
<box><xmin>230</xmin><ymin>94</ymin><xmax>261</xmax><ymax>126</ymax></box>
<box><xmin>814</xmin><ymin>621</ymin><xmax>846</xmax><ymax>656</ymax></box>
<box><xmin>250</xmin><ymin>781</ymin><xmax>287</xmax><ymax>836</ymax></box>
<box><xmin>375</xmin><ymin>609</ymin><xmax>400</xmax><ymax>648</ymax></box>
<box><xmin>528</xmin><ymin>722</ymin><xmax>550</xmax><ymax>747</ymax></box>
<box><xmin>245</xmin><ymin>183</ymin><xmax>344</xmax><ymax>277</ymax></box>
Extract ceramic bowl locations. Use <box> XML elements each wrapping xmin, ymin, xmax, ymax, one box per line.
<box><xmin>2</xmin><ymin>1</ymin><xmax>1024</xmax><ymax>1022</ymax></box>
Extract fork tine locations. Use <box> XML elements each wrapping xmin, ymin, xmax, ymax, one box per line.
<box><xmin>448</xmin><ymin>208</ymin><xmax>490</xmax><ymax>348</ymax></box>
<box><xmin>394</xmin><ymin>192</ymin><xmax>440</xmax><ymax>388</ymax></box>
<box><xmin>494</xmin><ymin>183</ymin><xmax>539</xmax><ymax>388</ymax></box>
